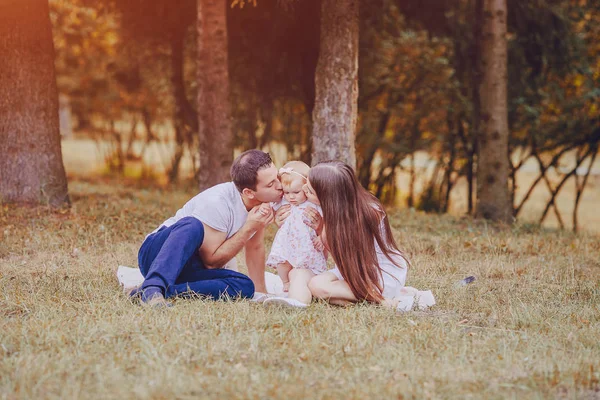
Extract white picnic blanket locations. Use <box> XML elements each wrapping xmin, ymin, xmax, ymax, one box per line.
<box><xmin>115</xmin><ymin>265</ymin><xmax>435</xmax><ymax>309</ymax></box>
<box><xmin>116</xmin><ymin>265</ymin><xmax>286</xmax><ymax>297</ymax></box>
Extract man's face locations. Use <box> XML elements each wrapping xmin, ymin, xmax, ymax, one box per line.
<box><xmin>252</xmin><ymin>164</ymin><xmax>283</xmax><ymax>203</ymax></box>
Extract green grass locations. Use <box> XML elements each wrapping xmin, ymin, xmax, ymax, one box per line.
<box><xmin>1</xmin><ymin>178</ymin><xmax>599</xmax><ymax>399</ymax></box>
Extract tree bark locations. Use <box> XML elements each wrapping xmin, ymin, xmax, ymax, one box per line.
<box><xmin>311</xmin><ymin>0</ymin><xmax>359</xmax><ymax>168</ymax></box>
<box><xmin>196</xmin><ymin>0</ymin><xmax>232</xmax><ymax>191</ymax></box>
<box><xmin>468</xmin><ymin>0</ymin><xmax>483</xmax><ymax>215</ymax></box>
<box><xmin>475</xmin><ymin>0</ymin><xmax>511</xmax><ymax>223</ymax></box>
<box><xmin>0</xmin><ymin>0</ymin><xmax>69</xmax><ymax>206</ymax></box>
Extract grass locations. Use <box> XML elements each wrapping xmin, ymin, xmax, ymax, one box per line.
<box><xmin>1</xmin><ymin>177</ymin><xmax>599</xmax><ymax>399</ymax></box>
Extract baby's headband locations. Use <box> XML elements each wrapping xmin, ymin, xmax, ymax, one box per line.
<box><xmin>279</xmin><ymin>167</ymin><xmax>308</xmax><ymax>181</ymax></box>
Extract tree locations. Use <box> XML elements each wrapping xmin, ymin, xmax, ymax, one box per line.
<box><xmin>197</xmin><ymin>0</ymin><xmax>233</xmax><ymax>190</ymax></box>
<box><xmin>110</xmin><ymin>0</ymin><xmax>197</xmax><ymax>182</ymax></box>
<box><xmin>475</xmin><ymin>0</ymin><xmax>511</xmax><ymax>222</ymax></box>
<box><xmin>311</xmin><ymin>0</ymin><xmax>359</xmax><ymax>168</ymax></box>
<box><xmin>0</xmin><ymin>0</ymin><xmax>69</xmax><ymax>206</ymax></box>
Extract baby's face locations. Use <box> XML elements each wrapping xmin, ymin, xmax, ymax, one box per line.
<box><xmin>283</xmin><ymin>179</ymin><xmax>307</xmax><ymax>206</ymax></box>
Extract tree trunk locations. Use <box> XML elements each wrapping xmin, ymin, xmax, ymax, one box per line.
<box><xmin>311</xmin><ymin>0</ymin><xmax>359</xmax><ymax>168</ymax></box>
<box><xmin>0</xmin><ymin>0</ymin><xmax>69</xmax><ymax>206</ymax></box>
<box><xmin>196</xmin><ymin>0</ymin><xmax>232</xmax><ymax>190</ymax></box>
<box><xmin>169</xmin><ymin>31</ymin><xmax>192</xmax><ymax>183</ymax></box>
<box><xmin>468</xmin><ymin>0</ymin><xmax>482</xmax><ymax>215</ymax></box>
<box><xmin>171</xmin><ymin>31</ymin><xmax>198</xmax><ymax>134</ymax></box>
<box><xmin>475</xmin><ymin>0</ymin><xmax>511</xmax><ymax>223</ymax></box>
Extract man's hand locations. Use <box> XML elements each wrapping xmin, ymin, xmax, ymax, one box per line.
<box><xmin>303</xmin><ymin>207</ymin><xmax>323</xmax><ymax>235</ymax></box>
<box><xmin>274</xmin><ymin>204</ymin><xmax>291</xmax><ymax>227</ymax></box>
<box><xmin>245</xmin><ymin>204</ymin><xmax>274</xmax><ymax>232</ymax></box>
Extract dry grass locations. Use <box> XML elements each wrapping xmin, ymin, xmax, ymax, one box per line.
<box><xmin>1</xmin><ymin>178</ymin><xmax>599</xmax><ymax>399</ymax></box>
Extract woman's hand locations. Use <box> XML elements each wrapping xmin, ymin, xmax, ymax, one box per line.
<box><xmin>303</xmin><ymin>207</ymin><xmax>323</xmax><ymax>235</ymax></box>
<box><xmin>274</xmin><ymin>204</ymin><xmax>291</xmax><ymax>228</ymax></box>
<box><xmin>312</xmin><ymin>235</ymin><xmax>325</xmax><ymax>252</ymax></box>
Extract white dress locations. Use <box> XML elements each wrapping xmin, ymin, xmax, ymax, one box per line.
<box><xmin>329</xmin><ymin>216</ymin><xmax>408</xmax><ymax>299</ymax></box>
<box><xmin>267</xmin><ymin>201</ymin><xmax>327</xmax><ymax>274</ymax></box>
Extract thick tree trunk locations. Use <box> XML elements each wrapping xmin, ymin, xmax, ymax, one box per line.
<box><xmin>0</xmin><ymin>0</ymin><xmax>69</xmax><ymax>206</ymax></box>
<box><xmin>475</xmin><ymin>0</ymin><xmax>511</xmax><ymax>223</ymax></box>
<box><xmin>311</xmin><ymin>0</ymin><xmax>359</xmax><ymax>168</ymax></box>
<box><xmin>196</xmin><ymin>0</ymin><xmax>232</xmax><ymax>191</ymax></box>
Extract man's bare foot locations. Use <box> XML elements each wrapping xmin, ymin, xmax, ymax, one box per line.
<box><xmin>127</xmin><ymin>286</ymin><xmax>171</xmax><ymax>308</ymax></box>
<box><xmin>142</xmin><ymin>291</ymin><xmax>171</xmax><ymax>308</ymax></box>
<box><xmin>123</xmin><ymin>284</ymin><xmax>141</xmax><ymax>297</ymax></box>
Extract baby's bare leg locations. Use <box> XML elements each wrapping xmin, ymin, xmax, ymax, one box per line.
<box><xmin>288</xmin><ymin>268</ymin><xmax>315</xmax><ymax>305</ymax></box>
<box><xmin>276</xmin><ymin>262</ymin><xmax>293</xmax><ymax>292</ymax></box>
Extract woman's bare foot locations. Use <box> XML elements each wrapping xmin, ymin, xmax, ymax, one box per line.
<box><xmin>381</xmin><ymin>298</ymin><xmax>400</xmax><ymax>309</ymax></box>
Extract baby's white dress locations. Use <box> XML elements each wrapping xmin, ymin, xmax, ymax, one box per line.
<box><xmin>267</xmin><ymin>201</ymin><xmax>327</xmax><ymax>274</ymax></box>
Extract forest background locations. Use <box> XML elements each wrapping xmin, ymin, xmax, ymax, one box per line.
<box><xmin>2</xmin><ymin>0</ymin><xmax>598</xmax><ymax>232</ymax></box>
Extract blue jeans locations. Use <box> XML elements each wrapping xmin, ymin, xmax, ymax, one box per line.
<box><xmin>138</xmin><ymin>217</ymin><xmax>255</xmax><ymax>299</ymax></box>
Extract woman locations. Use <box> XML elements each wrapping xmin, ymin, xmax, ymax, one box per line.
<box><xmin>302</xmin><ymin>160</ymin><xmax>409</xmax><ymax>308</ymax></box>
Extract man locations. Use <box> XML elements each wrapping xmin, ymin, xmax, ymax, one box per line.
<box><xmin>130</xmin><ymin>150</ymin><xmax>284</xmax><ymax>306</ymax></box>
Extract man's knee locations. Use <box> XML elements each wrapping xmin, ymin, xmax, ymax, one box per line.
<box><xmin>227</xmin><ymin>275</ymin><xmax>254</xmax><ymax>299</ymax></box>
<box><xmin>222</xmin><ymin>271</ymin><xmax>255</xmax><ymax>299</ymax></box>
<box><xmin>174</xmin><ymin>217</ymin><xmax>205</xmax><ymax>245</ymax></box>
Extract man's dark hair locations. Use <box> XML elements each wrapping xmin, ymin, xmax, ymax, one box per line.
<box><xmin>230</xmin><ymin>150</ymin><xmax>273</xmax><ymax>192</ymax></box>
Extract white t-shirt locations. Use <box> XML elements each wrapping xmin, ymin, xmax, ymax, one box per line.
<box><xmin>152</xmin><ymin>182</ymin><xmax>249</xmax><ymax>270</ymax></box>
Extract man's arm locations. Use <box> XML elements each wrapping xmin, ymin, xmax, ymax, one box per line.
<box><xmin>199</xmin><ymin>204</ymin><xmax>273</xmax><ymax>269</ymax></box>
<box><xmin>244</xmin><ymin>227</ymin><xmax>267</xmax><ymax>293</ymax></box>
<box><xmin>199</xmin><ymin>224</ymin><xmax>254</xmax><ymax>269</ymax></box>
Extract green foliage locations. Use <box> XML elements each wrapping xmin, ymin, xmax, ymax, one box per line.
<box><xmin>49</xmin><ymin>0</ymin><xmax>599</xmax><ymax>227</ymax></box>
<box><xmin>50</xmin><ymin>0</ymin><xmax>173</xmax><ymax>131</ymax></box>
<box><xmin>357</xmin><ymin>0</ymin><xmax>456</xmax><ymax>198</ymax></box>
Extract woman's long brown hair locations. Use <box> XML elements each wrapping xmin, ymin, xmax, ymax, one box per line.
<box><xmin>309</xmin><ymin>161</ymin><xmax>408</xmax><ymax>303</ymax></box>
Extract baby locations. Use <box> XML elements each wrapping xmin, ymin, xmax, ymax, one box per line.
<box><xmin>265</xmin><ymin>161</ymin><xmax>327</xmax><ymax>307</ymax></box>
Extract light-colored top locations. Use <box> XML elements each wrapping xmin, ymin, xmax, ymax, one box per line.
<box><xmin>152</xmin><ymin>182</ymin><xmax>249</xmax><ymax>271</ymax></box>
<box><xmin>330</xmin><ymin>215</ymin><xmax>408</xmax><ymax>299</ymax></box>
<box><xmin>267</xmin><ymin>201</ymin><xmax>327</xmax><ymax>274</ymax></box>
<box><xmin>156</xmin><ymin>182</ymin><xmax>248</xmax><ymax>237</ymax></box>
